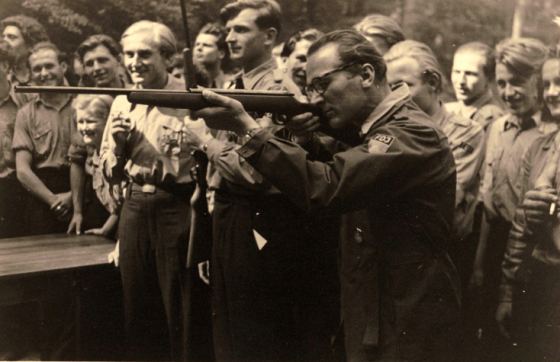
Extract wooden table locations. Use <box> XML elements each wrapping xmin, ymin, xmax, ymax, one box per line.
<box><xmin>0</xmin><ymin>234</ymin><xmax>124</xmax><ymax>359</ymax></box>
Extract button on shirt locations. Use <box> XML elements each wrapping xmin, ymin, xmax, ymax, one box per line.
<box><xmin>12</xmin><ymin>94</ymin><xmax>75</xmax><ymax>169</ymax></box>
<box><xmin>445</xmin><ymin>90</ymin><xmax>504</xmax><ymax>131</ymax></box>
<box><xmin>0</xmin><ymin>88</ymin><xmax>19</xmax><ymax>178</ymax></box>
<box><xmin>433</xmin><ymin>104</ymin><xmax>485</xmax><ymax>239</ymax></box>
<box><xmin>500</xmin><ymin>130</ymin><xmax>560</xmax><ymax>302</ymax></box>
<box><xmin>100</xmin><ymin>75</ymin><xmax>195</xmax><ymax>185</ymax></box>
<box><xmin>482</xmin><ymin>111</ymin><xmax>558</xmax><ymax>222</ymax></box>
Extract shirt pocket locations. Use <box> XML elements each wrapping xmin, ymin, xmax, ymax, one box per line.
<box><xmin>32</xmin><ymin>122</ymin><xmax>53</xmax><ymax>160</ymax></box>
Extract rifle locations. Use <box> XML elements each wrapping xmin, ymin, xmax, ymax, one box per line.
<box><xmin>14</xmin><ymin>85</ymin><xmax>315</xmax><ymax>121</ymax></box>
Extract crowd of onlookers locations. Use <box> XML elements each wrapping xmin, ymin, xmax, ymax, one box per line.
<box><xmin>0</xmin><ymin>1</ymin><xmax>559</xmax><ymax>361</ymax></box>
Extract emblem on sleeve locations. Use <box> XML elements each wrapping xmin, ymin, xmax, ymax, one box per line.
<box><xmin>459</xmin><ymin>142</ymin><xmax>474</xmax><ymax>154</ymax></box>
<box><xmin>368</xmin><ymin>134</ymin><xmax>394</xmax><ymax>154</ymax></box>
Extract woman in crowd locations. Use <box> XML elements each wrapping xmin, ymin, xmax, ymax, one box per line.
<box><xmin>74</xmin><ymin>94</ymin><xmax>123</xmax><ymax>260</ymax></box>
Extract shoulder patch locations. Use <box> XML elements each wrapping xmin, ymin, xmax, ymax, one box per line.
<box><xmin>368</xmin><ymin>134</ymin><xmax>394</xmax><ymax>154</ymax></box>
<box><xmin>459</xmin><ymin>142</ymin><xmax>474</xmax><ymax>154</ymax></box>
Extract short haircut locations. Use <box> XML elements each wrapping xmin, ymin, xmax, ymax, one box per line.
<box><xmin>384</xmin><ymin>40</ymin><xmax>444</xmax><ymax>93</ymax></box>
<box><xmin>121</xmin><ymin>21</ymin><xmax>177</xmax><ymax>60</ymax></box>
<box><xmin>455</xmin><ymin>42</ymin><xmax>496</xmax><ymax>81</ymax></box>
<box><xmin>74</xmin><ymin>94</ymin><xmax>114</xmax><ymax>122</ymax></box>
<box><xmin>0</xmin><ymin>40</ymin><xmax>15</xmax><ymax>68</ymax></box>
<box><xmin>1</xmin><ymin>15</ymin><xmax>50</xmax><ymax>49</ymax></box>
<box><xmin>28</xmin><ymin>41</ymin><xmax>65</xmax><ymax>65</ymax></box>
<box><xmin>354</xmin><ymin>14</ymin><xmax>404</xmax><ymax>49</ymax></box>
<box><xmin>495</xmin><ymin>38</ymin><xmax>549</xmax><ymax>80</ymax></box>
<box><xmin>220</xmin><ymin>0</ymin><xmax>282</xmax><ymax>37</ymax></box>
<box><xmin>77</xmin><ymin>34</ymin><xmax>121</xmax><ymax>63</ymax></box>
<box><xmin>198</xmin><ymin>22</ymin><xmax>228</xmax><ymax>53</ymax></box>
<box><xmin>280</xmin><ymin>28</ymin><xmax>324</xmax><ymax>58</ymax></box>
<box><xmin>308</xmin><ymin>29</ymin><xmax>387</xmax><ymax>82</ymax></box>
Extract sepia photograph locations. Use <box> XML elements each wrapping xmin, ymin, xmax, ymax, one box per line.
<box><xmin>0</xmin><ymin>0</ymin><xmax>559</xmax><ymax>361</ymax></box>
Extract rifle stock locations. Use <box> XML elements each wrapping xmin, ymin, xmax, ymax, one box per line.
<box><xmin>15</xmin><ymin>85</ymin><xmax>315</xmax><ymax>117</ymax></box>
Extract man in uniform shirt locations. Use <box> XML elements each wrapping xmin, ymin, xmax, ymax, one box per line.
<box><xmin>193</xmin><ymin>29</ymin><xmax>461</xmax><ymax>362</ymax></box>
<box><xmin>384</xmin><ymin>40</ymin><xmax>485</xmax><ymax>286</ymax></box>
<box><xmin>13</xmin><ymin>41</ymin><xmax>75</xmax><ymax>236</ymax></box>
<box><xmin>68</xmin><ymin>34</ymin><xmax>130</xmax><ymax>235</ymax></box>
<box><xmin>183</xmin><ymin>1</ymin><xmax>339</xmax><ymax>360</ymax></box>
<box><xmin>353</xmin><ymin>14</ymin><xmax>405</xmax><ymax>55</ymax></box>
<box><xmin>99</xmin><ymin>20</ymin><xmax>195</xmax><ymax>361</ymax></box>
<box><xmin>194</xmin><ymin>23</ymin><xmax>229</xmax><ymax>89</ymax></box>
<box><xmin>0</xmin><ymin>40</ymin><xmax>27</xmax><ymax>238</ymax></box>
<box><xmin>1</xmin><ymin>15</ymin><xmax>49</xmax><ymax>86</ymax></box>
<box><xmin>446</xmin><ymin>42</ymin><xmax>504</xmax><ymax>132</ymax></box>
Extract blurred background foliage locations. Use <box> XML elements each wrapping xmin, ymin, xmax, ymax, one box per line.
<box><xmin>1</xmin><ymin>0</ymin><xmax>559</xmax><ymax>85</ymax></box>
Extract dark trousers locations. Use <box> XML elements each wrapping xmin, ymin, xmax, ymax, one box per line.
<box><xmin>0</xmin><ymin>176</ymin><xmax>28</xmax><ymax>238</ymax></box>
<box><xmin>211</xmin><ymin>193</ymin><xmax>340</xmax><ymax>362</ymax></box>
<box><xmin>25</xmin><ymin>167</ymin><xmax>71</xmax><ymax>236</ymax></box>
<box><xmin>118</xmin><ymin>185</ymin><xmax>192</xmax><ymax>361</ymax></box>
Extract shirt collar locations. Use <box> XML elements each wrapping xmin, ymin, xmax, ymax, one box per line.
<box><xmin>504</xmin><ymin>110</ymin><xmax>542</xmax><ymax>131</ymax></box>
<box><xmin>236</xmin><ymin>58</ymin><xmax>277</xmax><ymax>90</ymax></box>
<box><xmin>431</xmin><ymin>102</ymin><xmax>448</xmax><ymax>128</ymax></box>
<box><xmin>463</xmin><ymin>89</ymin><xmax>497</xmax><ymax>117</ymax></box>
<box><xmin>0</xmin><ymin>81</ymin><xmax>17</xmax><ymax>108</ymax></box>
<box><xmin>37</xmin><ymin>92</ymin><xmax>73</xmax><ymax>111</ymax></box>
<box><xmin>360</xmin><ymin>83</ymin><xmax>411</xmax><ymax>135</ymax></box>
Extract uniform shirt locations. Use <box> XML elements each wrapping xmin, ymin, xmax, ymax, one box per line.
<box><xmin>205</xmin><ymin>57</ymin><xmax>301</xmax><ymax>195</ymax></box>
<box><xmin>237</xmin><ymin>83</ymin><xmax>457</xmax><ymax>251</ymax></box>
<box><xmin>499</xmin><ymin>130</ymin><xmax>560</xmax><ymax>302</ymax></box>
<box><xmin>433</xmin><ymin>104</ymin><xmax>485</xmax><ymax>238</ymax></box>
<box><xmin>12</xmin><ymin>94</ymin><xmax>75</xmax><ymax>169</ymax></box>
<box><xmin>236</xmin><ymin>84</ymin><xmax>459</xmax><ymax>359</ymax></box>
<box><xmin>482</xmin><ymin>111</ymin><xmax>558</xmax><ymax>222</ymax></box>
<box><xmin>445</xmin><ymin>90</ymin><xmax>504</xmax><ymax>131</ymax></box>
<box><xmin>99</xmin><ymin>75</ymin><xmax>195</xmax><ymax>185</ymax></box>
<box><xmin>0</xmin><ymin>86</ymin><xmax>19</xmax><ymax>178</ymax></box>
<box><xmin>85</xmin><ymin>149</ymin><xmax>123</xmax><ymax>215</ymax></box>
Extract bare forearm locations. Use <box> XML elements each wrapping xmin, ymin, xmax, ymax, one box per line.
<box><xmin>70</xmin><ymin>162</ymin><xmax>86</xmax><ymax>214</ymax></box>
<box><xmin>17</xmin><ymin>167</ymin><xmax>56</xmax><ymax>206</ymax></box>
<box><xmin>103</xmin><ymin>214</ymin><xmax>119</xmax><ymax>235</ymax></box>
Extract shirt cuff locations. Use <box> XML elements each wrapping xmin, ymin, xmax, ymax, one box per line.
<box><xmin>236</xmin><ymin>129</ymin><xmax>274</xmax><ymax>159</ymax></box>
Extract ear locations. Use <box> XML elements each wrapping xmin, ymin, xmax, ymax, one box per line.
<box><xmin>426</xmin><ymin>71</ymin><xmax>441</xmax><ymax>93</ymax></box>
<box><xmin>60</xmin><ymin>61</ymin><xmax>68</xmax><ymax>73</ymax></box>
<box><xmin>219</xmin><ymin>49</ymin><xmax>226</xmax><ymax>60</ymax></box>
<box><xmin>263</xmin><ymin>27</ymin><xmax>278</xmax><ymax>48</ymax></box>
<box><xmin>360</xmin><ymin>63</ymin><xmax>376</xmax><ymax>88</ymax></box>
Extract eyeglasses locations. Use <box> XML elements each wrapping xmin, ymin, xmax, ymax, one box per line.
<box><xmin>304</xmin><ymin>63</ymin><xmax>357</xmax><ymax>98</ymax></box>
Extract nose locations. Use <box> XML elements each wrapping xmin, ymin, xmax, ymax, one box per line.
<box><xmin>129</xmin><ymin>53</ymin><xmax>141</xmax><ymax>68</ymax></box>
<box><xmin>93</xmin><ymin>60</ymin><xmax>101</xmax><ymax>71</ymax></box>
<box><xmin>458</xmin><ymin>72</ymin><xmax>466</xmax><ymax>85</ymax></box>
<box><xmin>40</xmin><ymin>66</ymin><xmax>49</xmax><ymax>78</ymax></box>
<box><xmin>504</xmin><ymin>82</ymin><xmax>516</xmax><ymax>97</ymax></box>
<box><xmin>307</xmin><ymin>89</ymin><xmax>324</xmax><ymax>106</ymax></box>
<box><xmin>549</xmin><ymin>83</ymin><xmax>560</xmax><ymax>97</ymax></box>
<box><xmin>225</xmin><ymin>30</ymin><xmax>235</xmax><ymax>43</ymax></box>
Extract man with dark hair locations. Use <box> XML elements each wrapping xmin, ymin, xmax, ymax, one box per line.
<box><xmin>192</xmin><ymin>29</ymin><xmax>461</xmax><ymax>362</ymax></box>
<box><xmin>67</xmin><ymin>34</ymin><xmax>131</xmax><ymax>236</ymax></box>
<box><xmin>446</xmin><ymin>41</ymin><xmax>504</xmax><ymax>131</ymax></box>
<box><xmin>354</xmin><ymin>14</ymin><xmax>405</xmax><ymax>55</ymax></box>
<box><xmin>12</xmin><ymin>41</ymin><xmax>76</xmax><ymax>236</ymax></box>
<box><xmin>280</xmin><ymin>28</ymin><xmax>323</xmax><ymax>93</ymax></box>
<box><xmin>194</xmin><ymin>22</ymin><xmax>229</xmax><ymax>88</ymax></box>
<box><xmin>1</xmin><ymin>15</ymin><xmax>49</xmax><ymax>86</ymax></box>
<box><xmin>183</xmin><ymin>1</ymin><xmax>340</xmax><ymax>361</ymax></box>
<box><xmin>0</xmin><ymin>39</ymin><xmax>27</xmax><ymax>239</ymax></box>
<box><xmin>76</xmin><ymin>34</ymin><xmax>128</xmax><ymax>89</ymax></box>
